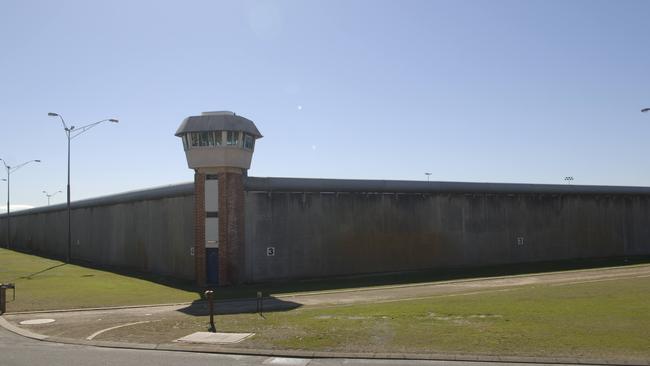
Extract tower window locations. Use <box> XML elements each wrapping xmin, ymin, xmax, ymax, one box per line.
<box><xmin>182</xmin><ymin>135</ymin><xmax>189</xmax><ymax>150</ymax></box>
<box><xmin>212</xmin><ymin>131</ymin><xmax>222</xmax><ymax>146</ymax></box>
<box><xmin>199</xmin><ymin>132</ymin><xmax>210</xmax><ymax>146</ymax></box>
<box><xmin>243</xmin><ymin>134</ymin><xmax>254</xmax><ymax>150</ymax></box>
<box><xmin>191</xmin><ymin>132</ymin><xmax>201</xmax><ymax>147</ymax></box>
<box><xmin>227</xmin><ymin>131</ymin><xmax>240</xmax><ymax>146</ymax></box>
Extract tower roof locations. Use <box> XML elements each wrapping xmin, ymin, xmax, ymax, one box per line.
<box><xmin>175</xmin><ymin>111</ymin><xmax>263</xmax><ymax>138</ymax></box>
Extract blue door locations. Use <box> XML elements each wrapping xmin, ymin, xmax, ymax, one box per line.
<box><xmin>206</xmin><ymin>248</ymin><xmax>219</xmax><ymax>284</ymax></box>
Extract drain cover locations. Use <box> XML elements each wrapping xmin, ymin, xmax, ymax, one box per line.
<box><xmin>176</xmin><ymin>331</ymin><xmax>254</xmax><ymax>344</ymax></box>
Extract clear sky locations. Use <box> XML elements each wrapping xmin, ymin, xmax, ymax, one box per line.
<box><xmin>1</xmin><ymin>0</ymin><xmax>649</xmax><ymax>210</ymax></box>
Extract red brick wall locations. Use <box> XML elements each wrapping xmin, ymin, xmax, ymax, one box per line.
<box><xmin>217</xmin><ymin>172</ymin><xmax>245</xmax><ymax>286</ymax></box>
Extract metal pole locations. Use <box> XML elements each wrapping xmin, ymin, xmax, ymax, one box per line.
<box><xmin>48</xmin><ymin>113</ymin><xmax>118</xmax><ymax>263</ymax></box>
<box><xmin>5</xmin><ymin>167</ymin><xmax>9</xmax><ymax>249</ymax></box>
<box><xmin>67</xmin><ymin>133</ymin><xmax>71</xmax><ymax>263</ymax></box>
<box><xmin>2</xmin><ymin>159</ymin><xmax>39</xmax><ymax>249</ymax></box>
<box><xmin>205</xmin><ymin>290</ymin><xmax>215</xmax><ymax>332</ymax></box>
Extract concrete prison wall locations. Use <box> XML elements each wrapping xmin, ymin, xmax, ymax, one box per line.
<box><xmin>0</xmin><ymin>184</ymin><xmax>195</xmax><ymax>280</ymax></box>
<box><xmin>243</xmin><ymin>177</ymin><xmax>650</xmax><ymax>282</ymax></box>
<box><xmin>2</xmin><ymin>177</ymin><xmax>650</xmax><ymax>284</ymax></box>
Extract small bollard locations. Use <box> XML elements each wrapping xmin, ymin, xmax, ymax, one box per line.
<box><xmin>0</xmin><ymin>283</ymin><xmax>15</xmax><ymax>315</ymax></box>
<box><xmin>256</xmin><ymin>291</ymin><xmax>263</xmax><ymax>316</ymax></box>
<box><xmin>205</xmin><ymin>289</ymin><xmax>215</xmax><ymax>332</ymax></box>
<box><xmin>0</xmin><ymin>286</ymin><xmax>5</xmax><ymax>315</ymax></box>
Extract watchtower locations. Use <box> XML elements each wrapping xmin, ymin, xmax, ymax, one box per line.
<box><xmin>176</xmin><ymin>111</ymin><xmax>263</xmax><ymax>286</ymax></box>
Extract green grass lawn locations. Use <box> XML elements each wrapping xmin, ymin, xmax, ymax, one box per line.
<box><xmin>4</xmin><ymin>248</ymin><xmax>650</xmax><ymax>360</ymax></box>
<box><xmin>0</xmin><ymin>248</ymin><xmax>201</xmax><ymax>312</ymax></box>
<box><xmin>110</xmin><ymin>276</ymin><xmax>650</xmax><ymax>361</ymax></box>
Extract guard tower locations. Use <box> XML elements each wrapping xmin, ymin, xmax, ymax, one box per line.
<box><xmin>176</xmin><ymin>111</ymin><xmax>262</xmax><ymax>286</ymax></box>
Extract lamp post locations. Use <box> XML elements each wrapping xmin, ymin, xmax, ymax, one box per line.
<box><xmin>42</xmin><ymin>190</ymin><xmax>62</xmax><ymax>206</ymax></box>
<box><xmin>0</xmin><ymin>158</ymin><xmax>41</xmax><ymax>249</ymax></box>
<box><xmin>1</xmin><ymin>180</ymin><xmax>5</xmax><ymax>234</ymax></box>
<box><xmin>424</xmin><ymin>172</ymin><xmax>432</xmax><ymax>182</ymax></box>
<box><xmin>48</xmin><ymin>113</ymin><xmax>118</xmax><ymax>263</ymax></box>
<box><xmin>642</xmin><ymin>108</ymin><xmax>649</xmax><ymax>113</ymax></box>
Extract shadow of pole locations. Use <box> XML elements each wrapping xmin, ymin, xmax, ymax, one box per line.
<box><xmin>17</xmin><ymin>263</ymin><xmax>67</xmax><ymax>280</ymax></box>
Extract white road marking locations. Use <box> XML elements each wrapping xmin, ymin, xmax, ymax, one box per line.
<box><xmin>263</xmin><ymin>357</ymin><xmax>311</xmax><ymax>366</ymax></box>
<box><xmin>19</xmin><ymin>319</ymin><xmax>56</xmax><ymax>325</ymax></box>
<box><xmin>86</xmin><ymin>320</ymin><xmax>155</xmax><ymax>340</ymax></box>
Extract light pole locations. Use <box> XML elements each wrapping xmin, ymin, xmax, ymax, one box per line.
<box><xmin>424</xmin><ymin>172</ymin><xmax>432</xmax><ymax>182</ymax></box>
<box><xmin>642</xmin><ymin>108</ymin><xmax>649</xmax><ymax>113</ymax></box>
<box><xmin>0</xmin><ymin>158</ymin><xmax>41</xmax><ymax>249</ymax></box>
<box><xmin>564</xmin><ymin>176</ymin><xmax>574</xmax><ymax>185</ymax></box>
<box><xmin>48</xmin><ymin>112</ymin><xmax>119</xmax><ymax>263</ymax></box>
<box><xmin>42</xmin><ymin>190</ymin><xmax>62</xmax><ymax>206</ymax></box>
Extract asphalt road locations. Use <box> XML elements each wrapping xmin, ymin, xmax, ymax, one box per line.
<box><xmin>0</xmin><ymin>326</ymin><xmax>586</xmax><ymax>366</ymax></box>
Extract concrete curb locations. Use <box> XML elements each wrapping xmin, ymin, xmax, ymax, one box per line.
<box><xmin>0</xmin><ymin>316</ymin><xmax>49</xmax><ymax>340</ymax></box>
<box><xmin>4</xmin><ymin>302</ymin><xmax>196</xmax><ymax>315</ymax></box>
<box><xmin>2</xmin><ymin>315</ymin><xmax>648</xmax><ymax>366</ymax></box>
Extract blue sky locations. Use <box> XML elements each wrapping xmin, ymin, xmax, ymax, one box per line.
<box><xmin>1</xmin><ymin>0</ymin><xmax>650</xmax><ymax>210</ymax></box>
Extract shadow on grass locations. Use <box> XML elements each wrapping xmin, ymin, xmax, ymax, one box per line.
<box><xmin>177</xmin><ymin>296</ymin><xmax>302</xmax><ymax>317</ymax></box>
<box><xmin>239</xmin><ymin>255</ymin><xmax>650</xmax><ymax>300</ymax></box>
<box><xmin>4</xmin><ymin>247</ymin><xmax>202</xmax><ymax>297</ymax></box>
<box><xmin>7</xmin><ymin>247</ymin><xmax>650</xmax><ymax>304</ymax></box>
<box><xmin>18</xmin><ymin>263</ymin><xmax>67</xmax><ymax>281</ymax></box>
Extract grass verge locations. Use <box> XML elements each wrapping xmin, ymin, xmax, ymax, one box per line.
<box><xmin>0</xmin><ymin>248</ymin><xmax>200</xmax><ymax>312</ymax></box>
<box><xmin>109</xmin><ymin>276</ymin><xmax>650</xmax><ymax>361</ymax></box>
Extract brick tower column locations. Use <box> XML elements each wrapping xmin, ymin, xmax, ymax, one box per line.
<box><xmin>194</xmin><ymin>171</ymin><xmax>206</xmax><ymax>287</ymax></box>
<box><xmin>176</xmin><ymin>111</ymin><xmax>262</xmax><ymax>287</ymax></box>
<box><xmin>217</xmin><ymin>170</ymin><xmax>245</xmax><ymax>286</ymax></box>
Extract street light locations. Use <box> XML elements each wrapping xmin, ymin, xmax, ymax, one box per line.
<box><xmin>424</xmin><ymin>172</ymin><xmax>432</xmax><ymax>182</ymax></box>
<box><xmin>564</xmin><ymin>176</ymin><xmax>574</xmax><ymax>185</ymax></box>
<box><xmin>42</xmin><ymin>190</ymin><xmax>62</xmax><ymax>206</ymax></box>
<box><xmin>642</xmin><ymin>108</ymin><xmax>650</xmax><ymax>113</ymax></box>
<box><xmin>48</xmin><ymin>112</ymin><xmax>119</xmax><ymax>263</ymax></box>
<box><xmin>0</xmin><ymin>158</ymin><xmax>41</xmax><ymax>249</ymax></box>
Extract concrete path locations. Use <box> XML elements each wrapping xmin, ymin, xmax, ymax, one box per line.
<box><xmin>277</xmin><ymin>263</ymin><xmax>650</xmax><ymax>307</ymax></box>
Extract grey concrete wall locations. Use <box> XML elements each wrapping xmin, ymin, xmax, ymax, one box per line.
<box><xmin>0</xmin><ymin>184</ymin><xmax>195</xmax><ymax>280</ymax></box>
<box><xmin>3</xmin><ymin>177</ymin><xmax>650</xmax><ymax>284</ymax></box>
<box><xmin>244</xmin><ymin>178</ymin><xmax>650</xmax><ymax>282</ymax></box>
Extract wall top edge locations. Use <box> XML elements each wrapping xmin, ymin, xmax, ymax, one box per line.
<box><xmin>244</xmin><ymin>176</ymin><xmax>650</xmax><ymax>195</ymax></box>
<box><xmin>3</xmin><ymin>176</ymin><xmax>650</xmax><ymax>219</ymax></box>
<box><xmin>1</xmin><ymin>182</ymin><xmax>194</xmax><ymax>218</ymax></box>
